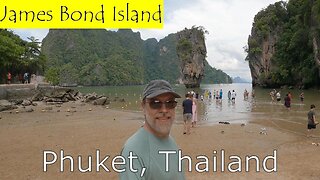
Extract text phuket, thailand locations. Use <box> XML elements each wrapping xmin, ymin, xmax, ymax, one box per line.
<box><xmin>43</xmin><ymin>149</ymin><xmax>277</xmax><ymax>174</ymax></box>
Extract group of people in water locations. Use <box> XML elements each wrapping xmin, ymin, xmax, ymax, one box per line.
<box><xmin>269</xmin><ymin>89</ymin><xmax>305</xmax><ymax>110</ymax></box>
<box><xmin>181</xmin><ymin>88</ymin><xmax>255</xmax><ymax>135</ymax></box>
<box><xmin>188</xmin><ymin>88</ymin><xmax>254</xmax><ymax>104</ymax></box>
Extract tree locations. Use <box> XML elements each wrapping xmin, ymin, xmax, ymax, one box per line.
<box><xmin>0</xmin><ymin>30</ymin><xmax>46</xmax><ymax>83</ymax></box>
<box><xmin>0</xmin><ymin>29</ymin><xmax>25</xmax><ymax>83</ymax></box>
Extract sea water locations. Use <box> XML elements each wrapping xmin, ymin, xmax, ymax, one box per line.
<box><xmin>74</xmin><ymin>83</ymin><xmax>320</xmax><ymax>136</ymax></box>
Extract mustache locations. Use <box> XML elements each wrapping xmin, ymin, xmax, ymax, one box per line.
<box><xmin>156</xmin><ymin>112</ymin><xmax>171</xmax><ymax>118</ymax></box>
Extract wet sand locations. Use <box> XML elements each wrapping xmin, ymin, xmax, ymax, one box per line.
<box><xmin>0</xmin><ymin>101</ymin><xmax>320</xmax><ymax>180</ymax></box>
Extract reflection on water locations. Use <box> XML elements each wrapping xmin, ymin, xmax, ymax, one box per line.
<box><xmin>74</xmin><ymin>84</ymin><xmax>320</xmax><ymax>136</ymax></box>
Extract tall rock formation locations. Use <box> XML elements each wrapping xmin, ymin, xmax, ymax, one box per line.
<box><xmin>247</xmin><ymin>25</ymin><xmax>279</xmax><ymax>87</ymax></box>
<box><xmin>311</xmin><ymin>4</ymin><xmax>320</xmax><ymax>79</ymax></box>
<box><xmin>41</xmin><ymin>28</ymin><xmax>230</xmax><ymax>86</ymax></box>
<box><xmin>176</xmin><ymin>27</ymin><xmax>207</xmax><ymax>88</ymax></box>
<box><xmin>246</xmin><ymin>1</ymin><xmax>320</xmax><ymax>88</ymax></box>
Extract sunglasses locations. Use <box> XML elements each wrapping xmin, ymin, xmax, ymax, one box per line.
<box><xmin>146</xmin><ymin>99</ymin><xmax>178</xmax><ymax>109</ymax></box>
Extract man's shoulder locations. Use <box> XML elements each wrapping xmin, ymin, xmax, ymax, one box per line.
<box><xmin>122</xmin><ymin>128</ymin><xmax>149</xmax><ymax>153</ymax></box>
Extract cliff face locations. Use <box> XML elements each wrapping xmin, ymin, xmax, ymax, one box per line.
<box><xmin>246</xmin><ymin>1</ymin><xmax>320</xmax><ymax>88</ymax></box>
<box><xmin>247</xmin><ymin>27</ymin><xmax>278</xmax><ymax>87</ymax></box>
<box><xmin>311</xmin><ymin>6</ymin><xmax>320</xmax><ymax>79</ymax></box>
<box><xmin>176</xmin><ymin>27</ymin><xmax>207</xmax><ymax>88</ymax></box>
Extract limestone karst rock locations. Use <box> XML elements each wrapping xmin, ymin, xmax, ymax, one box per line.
<box><xmin>176</xmin><ymin>27</ymin><xmax>207</xmax><ymax>88</ymax></box>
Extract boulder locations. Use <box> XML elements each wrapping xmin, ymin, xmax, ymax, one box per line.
<box><xmin>93</xmin><ymin>97</ymin><xmax>107</xmax><ymax>105</ymax></box>
<box><xmin>0</xmin><ymin>100</ymin><xmax>17</xmax><ymax>112</ymax></box>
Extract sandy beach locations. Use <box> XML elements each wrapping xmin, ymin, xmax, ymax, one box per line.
<box><xmin>0</xmin><ymin>101</ymin><xmax>320</xmax><ymax>180</ymax></box>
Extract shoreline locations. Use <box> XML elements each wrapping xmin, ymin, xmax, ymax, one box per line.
<box><xmin>0</xmin><ymin>101</ymin><xmax>320</xmax><ymax>179</ymax></box>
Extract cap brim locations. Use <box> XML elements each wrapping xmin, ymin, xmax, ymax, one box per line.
<box><xmin>146</xmin><ymin>90</ymin><xmax>181</xmax><ymax>99</ymax></box>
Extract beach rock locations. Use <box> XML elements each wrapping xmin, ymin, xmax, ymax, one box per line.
<box><xmin>21</xmin><ymin>100</ymin><xmax>32</xmax><ymax>106</ymax></box>
<box><xmin>25</xmin><ymin>107</ymin><xmax>34</xmax><ymax>112</ymax></box>
<box><xmin>93</xmin><ymin>97</ymin><xmax>107</xmax><ymax>105</ymax></box>
<box><xmin>84</xmin><ymin>93</ymin><xmax>98</xmax><ymax>103</ymax></box>
<box><xmin>11</xmin><ymin>99</ymin><xmax>23</xmax><ymax>105</ymax></box>
<box><xmin>31</xmin><ymin>92</ymin><xmax>44</xmax><ymax>101</ymax></box>
<box><xmin>0</xmin><ymin>100</ymin><xmax>17</xmax><ymax>112</ymax></box>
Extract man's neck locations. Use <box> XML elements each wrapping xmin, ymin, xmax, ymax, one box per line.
<box><xmin>143</xmin><ymin>122</ymin><xmax>169</xmax><ymax>139</ymax></box>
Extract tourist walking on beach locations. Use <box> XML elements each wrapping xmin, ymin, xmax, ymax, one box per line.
<box><xmin>243</xmin><ymin>89</ymin><xmax>249</xmax><ymax>100</ymax></box>
<box><xmin>7</xmin><ymin>72</ymin><xmax>11</xmax><ymax>84</ymax></box>
<box><xmin>251</xmin><ymin>89</ymin><xmax>255</xmax><ymax>98</ymax></box>
<box><xmin>276</xmin><ymin>91</ymin><xmax>281</xmax><ymax>102</ymax></box>
<box><xmin>215</xmin><ymin>90</ymin><xmax>219</xmax><ymax>102</ymax></box>
<box><xmin>284</xmin><ymin>94</ymin><xmax>291</xmax><ymax>110</ymax></box>
<box><xmin>228</xmin><ymin>90</ymin><xmax>231</xmax><ymax>101</ymax></box>
<box><xmin>300</xmin><ymin>92</ymin><xmax>304</xmax><ymax>102</ymax></box>
<box><xmin>182</xmin><ymin>93</ymin><xmax>193</xmax><ymax>134</ymax></box>
<box><xmin>192</xmin><ymin>94</ymin><xmax>198</xmax><ymax>127</ymax></box>
<box><xmin>307</xmin><ymin>104</ymin><xmax>318</xmax><ymax>137</ymax></box>
<box><xmin>219</xmin><ymin>89</ymin><xmax>223</xmax><ymax>103</ymax></box>
<box><xmin>270</xmin><ymin>90</ymin><xmax>275</xmax><ymax>103</ymax></box>
<box><xmin>231</xmin><ymin>90</ymin><xmax>236</xmax><ymax>103</ymax></box>
<box><xmin>120</xmin><ymin>80</ymin><xmax>185</xmax><ymax>180</ymax></box>
<box><xmin>24</xmin><ymin>72</ymin><xmax>29</xmax><ymax>84</ymax></box>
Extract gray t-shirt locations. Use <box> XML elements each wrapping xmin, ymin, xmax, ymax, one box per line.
<box><xmin>308</xmin><ymin>110</ymin><xmax>316</xmax><ymax>125</ymax></box>
<box><xmin>119</xmin><ymin>128</ymin><xmax>185</xmax><ymax>180</ymax></box>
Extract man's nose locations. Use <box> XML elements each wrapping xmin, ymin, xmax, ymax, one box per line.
<box><xmin>159</xmin><ymin>103</ymin><xmax>168</xmax><ymax>112</ymax></box>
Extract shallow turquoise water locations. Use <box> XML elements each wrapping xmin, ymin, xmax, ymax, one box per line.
<box><xmin>73</xmin><ymin>83</ymin><xmax>320</xmax><ymax>137</ymax></box>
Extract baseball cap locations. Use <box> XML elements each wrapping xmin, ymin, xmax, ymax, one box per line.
<box><xmin>142</xmin><ymin>80</ymin><xmax>181</xmax><ymax>99</ymax></box>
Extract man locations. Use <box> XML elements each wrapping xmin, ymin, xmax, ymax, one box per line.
<box><xmin>120</xmin><ymin>80</ymin><xmax>185</xmax><ymax>180</ymax></box>
<box><xmin>7</xmin><ymin>72</ymin><xmax>11</xmax><ymax>84</ymax></box>
<box><xmin>307</xmin><ymin>104</ymin><xmax>318</xmax><ymax>137</ymax></box>
<box><xmin>284</xmin><ymin>94</ymin><xmax>291</xmax><ymax>110</ymax></box>
<box><xmin>276</xmin><ymin>91</ymin><xmax>281</xmax><ymax>102</ymax></box>
<box><xmin>24</xmin><ymin>72</ymin><xmax>29</xmax><ymax>84</ymax></box>
<box><xmin>231</xmin><ymin>90</ymin><xmax>236</xmax><ymax>103</ymax></box>
<box><xmin>182</xmin><ymin>93</ymin><xmax>193</xmax><ymax>134</ymax></box>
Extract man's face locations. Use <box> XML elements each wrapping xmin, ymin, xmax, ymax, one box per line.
<box><xmin>142</xmin><ymin>93</ymin><xmax>176</xmax><ymax>138</ymax></box>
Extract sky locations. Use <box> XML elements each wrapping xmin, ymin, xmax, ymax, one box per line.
<box><xmin>12</xmin><ymin>0</ymin><xmax>280</xmax><ymax>82</ymax></box>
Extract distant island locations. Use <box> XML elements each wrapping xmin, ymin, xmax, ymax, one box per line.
<box><xmin>232</xmin><ymin>76</ymin><xmax>251</xmax><ymax>83</ymax></box>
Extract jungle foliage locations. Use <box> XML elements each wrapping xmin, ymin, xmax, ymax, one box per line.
<box><xmin>246</xmin><ymin>0</ymin><xmax>320</xmax><ymax>88</ymax></box>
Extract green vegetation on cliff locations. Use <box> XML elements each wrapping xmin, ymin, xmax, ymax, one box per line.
<box><xmin>0</xmin><ymin>29</ymin><xmax>45</xmax><ymax>83</ymax></box>
<box><xmin>246</xmin><ymin>1</ymin><xmax>320</xmax><ymax>88</ymax></box>
<box><xmin>42</xmin><ymin>29</ymin><xmax>231</xmax><ymax>86</ymax></box>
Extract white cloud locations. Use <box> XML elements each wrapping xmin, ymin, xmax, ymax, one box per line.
<box><xmin>12</xmin><ymin>0</ymin><xmax>279</xmax><ymax>81</ymax></box>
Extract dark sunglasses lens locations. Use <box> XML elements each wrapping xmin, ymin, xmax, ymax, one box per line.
<box><xmin>150</xmin><ymin>101</ymin><xmax>162</xmax><ymax>109</ymax></box>
<box><xmin>165</xmin><ymin>101</ymin><xmax>177</xmax><ymax>109</ymax></box>
<box><xmin>149</xmin><ymin>100</ymin><xmax>177</xmax><ymax>109</ymax></box>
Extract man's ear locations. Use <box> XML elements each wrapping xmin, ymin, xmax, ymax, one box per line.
<box><xmin>141</xmin><ymin>101</ymin><xmax>146</xmax><ymax>113</ymax></box>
